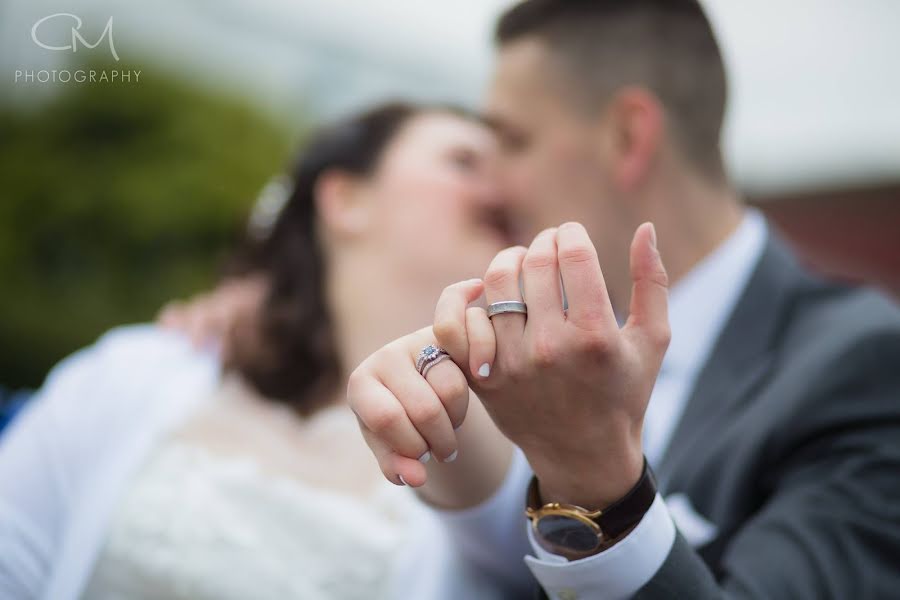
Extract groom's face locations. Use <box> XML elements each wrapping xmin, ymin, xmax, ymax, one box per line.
<box><xmin>485</xmin><ymin>38</ymin><xmax>624</xmax><ymax>251</ymax></box>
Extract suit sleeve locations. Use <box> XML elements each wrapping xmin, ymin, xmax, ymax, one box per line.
<box><xmin>634</xmin><ymin>330</ymin><xmax>900</xmax><ymax>599</ymax></box>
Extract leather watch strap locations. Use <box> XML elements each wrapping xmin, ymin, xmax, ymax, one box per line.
<box><xmin>595</xmin><ymin>457</ymin><xmax>657</xmax><ymax>538</ymax></box>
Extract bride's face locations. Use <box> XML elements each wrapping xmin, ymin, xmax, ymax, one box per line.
<box><xmin>358</xmin><ymin>112</ymin><xmax>512</xmax><ymax>287</ymax></box>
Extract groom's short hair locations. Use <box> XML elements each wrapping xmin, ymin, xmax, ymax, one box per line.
<box><xmin>496</xmin><ymin>0</ymin><xmax>728</xmax><ymax>180</ymax></box>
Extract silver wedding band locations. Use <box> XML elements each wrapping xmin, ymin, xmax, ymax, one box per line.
<box><xmin>487</xmin><ymin>301</ymin><xmax>528</xmax><ymax>319</ymax></box>
<box><xmin>416</xmin><ymin>344</ymin><xmax>451</xmax><ymax>378</ymax></box>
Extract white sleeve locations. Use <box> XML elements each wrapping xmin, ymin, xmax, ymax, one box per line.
<box><xmin>0</xmin><ymin>325</ymin><xmax>218</xmax><ymax>600</ymax></box>
<box><xmin>432</xmin><ymin>446</ymin><xmax>536</xmax><ymax>596</ymax></box>
<box><xmin>0</xmin><ymin>343</ymin><xmax>101</xmax><ymax>600</ymax></box>
<box><xmin>524</xmin><ymin>494</ymin><xmax>676</xmax><ymax>600</ymax></box>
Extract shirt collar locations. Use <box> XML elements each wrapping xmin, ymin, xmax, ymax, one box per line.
<box><xmin>661</xmin><ymin>209</ymin><xmax>768</xmax><ymax>376</ymax></box>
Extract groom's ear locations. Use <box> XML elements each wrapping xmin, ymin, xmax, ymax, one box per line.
<box><xmin>314</xmin><ymin>169</ymin><xmax>373</xmax><ymax>239</ymax></box>
<box><xmin>602</xmin><ymin>87</ymin><xmax>664</xmax><ymax>193</ymax></box>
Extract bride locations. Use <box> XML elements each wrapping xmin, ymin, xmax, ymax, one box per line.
<box><xmin>0</xmin><ymin>102</ymin><xmax>519</xmax><ymax>599</ymax></box>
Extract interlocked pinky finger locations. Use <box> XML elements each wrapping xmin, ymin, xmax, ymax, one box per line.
<box><xmin>357</xmin><ymin>417</ymin><xmax>428</xmax><ymax>487</ymax></box>
<box><xmin>466</xmin><ymin>306</ymin><xmax>496</xmax><ymax>382</ymax></box>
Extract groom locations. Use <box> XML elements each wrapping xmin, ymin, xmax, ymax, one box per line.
<box><xmin>347</xmin><ymin>1</ymin><xmax>900</xmax><ymax>598</ymax></box>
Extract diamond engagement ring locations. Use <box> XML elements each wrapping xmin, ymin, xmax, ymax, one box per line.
<box><xmin>416</xmin><ymin>344</ymin><xmax>451</xmax><ymax>378</ymax></box>
<box><xmin>487</xmin><ymin>301</ymin><xmax>528</xmax><ymax>319</ymax></box>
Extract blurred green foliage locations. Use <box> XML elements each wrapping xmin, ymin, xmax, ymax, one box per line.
<box><xmin>0</xmin><ymin>62</ymin><xmax>294</xmax><ymax>388</ymax></box>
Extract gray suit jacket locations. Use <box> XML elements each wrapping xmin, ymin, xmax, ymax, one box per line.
<box><xmin>537</xmin><ymin>234</ymin><xmax>900</xmax><ymax>599</ymax></box>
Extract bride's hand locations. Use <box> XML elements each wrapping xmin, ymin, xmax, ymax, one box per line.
<box><xmin>347</xmin><ymin>279</ymin><xmax>497</xmax><ymax>488</ymax></box>
<box><xmin>158</xmin><ymin>275</ymin><xmax>268</xmax><ymax>358</ymax></box>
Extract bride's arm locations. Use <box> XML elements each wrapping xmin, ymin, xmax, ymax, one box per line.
<box><xmin>0</xmin><ymin>342</ymin><xmax>102</xmax><ymax>599</ymax></box>
<box><xmin>0</xmin><ymin>326</ymin><xmax>219</xmax><ymax>600</ymax></box>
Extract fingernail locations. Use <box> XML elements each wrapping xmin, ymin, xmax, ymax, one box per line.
<box><xmin>453</xmin><ymin>424</ymin><xmax>463</xmax><ymax>431</ymax></box>
<box><xmin>444</xmin><ymin>450</ymin><xmax>458</xmax><ymax>463</ymax></box>
<box><xmin>398</xmin><ymin>475</ymin><xmax>408</xmax><ymax>486</ymax></box>
<box><xmin>648</xmin><ymin>223</ymin><xmax>657</xmax><ymax>250</ymax></box>
<box><xmin>418</xmin><ymin>451</ymin><xmax>431</xmax><ymax>464</ymax></box>
<box><xmin>478</xmin><ymin>363</ymin><xmax>491</xmax><ymax>378</ymax></box>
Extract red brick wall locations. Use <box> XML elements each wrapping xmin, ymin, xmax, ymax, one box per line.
<box><xmin>750</xmin><ymin>184</ymin><xmax>900</xmax><ymax>299</ymax></box>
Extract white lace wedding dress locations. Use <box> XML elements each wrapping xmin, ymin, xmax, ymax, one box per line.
<box><xmin>79</xmin><ymin>378</ymin><xmax>454</xmax><ymax>600</ymax></box>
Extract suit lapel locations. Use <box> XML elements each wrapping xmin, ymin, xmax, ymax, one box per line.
<box><xmin>656</xmin><ymin>234</ymin><xmax>806</xmax><ymax>491</ymax></box>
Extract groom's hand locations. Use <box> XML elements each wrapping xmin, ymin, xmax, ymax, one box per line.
<box><xmin>438</xmin><ymin>222</ymin><xmax>670</xmax><ymax>509</ymax></box>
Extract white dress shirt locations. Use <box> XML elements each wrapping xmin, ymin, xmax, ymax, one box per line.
<box><xmin>436</xmin><ymin>211</ymin><xmax>768</xmax><ymax>600</ymax></box>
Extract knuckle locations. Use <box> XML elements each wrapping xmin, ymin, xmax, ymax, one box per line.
<box><xmin>576</xmin><ymin>305</ymin><xmax>608</xmax><ymax>323</ymax></box>
<box><xmin>558</xmin><ymin>244</ymin><xmax>597</xmax><ymax>265</ymax></box>
<box><xmin>437</xmin><ymin>281</ymin><xmax>462</xmax><ymax>304</ymax></box>
<box><xmin>484</xmin><ymin>265</ymin><xmax>518</xmax><ymax>289</ymax></box>
<box><xmin>345</xmin><ymin>367</ymin><xmax>366</xmax><ymax>397</ymax></box>
<box><xmin>647</xmin><ymin>265</ymin><xmax>670</xmax><ymax>289</ymax></box>
<box><xmin>503</xmin><ymin>360</ymin><xmax>529</xmax><ymax>384</ymax></box>
<box><xmin>384</xmin><ymin>338</ymin><xmax>406</xmax><ymax>356</ymax></box>
<box><xmin>523</xmin><ymin>251</ymin><xmax>556</xmax><ymax>271</ymax></box>
<box><xmin>366</xmin><ymin>404</ymin><xmax>404</xmax><ymax>434</ymax></box>
<box><xmin>580</xmin><ymin>332</ymin><xmax>614</xmax><ymax>356</ymax></box>
<box><xmin>492</xmin><ymin>355</ymin><xmax>519</xmax><ymax>381</ymax></box>
<box><xmin>441</xmin><ymin>374</ymin><xmax>469</xmax><ymax>402</ymax></box>
<box><xmin>529</xmin><ymin>335</ymin><xmax>560</xmax><ymax>368</ymax></box>
<box><xmin>385</xmin><ymin>345</ymin><xmax>412</xmax><ymax>368</ymax></box>
<box><xmin>432</xmin><ymin>319</ymin><xmax>463</xmax><ymax>346</ymax></box>
<box><xmin>653</xmin><ymin>324</ymin><xmax>672</xmax><ymax>350</ymax></box>
<box><xmin>409</xmin><ymin>399</ymin><xmax>444</xmax><ymax>426</ymax></box>
<box><xmin>439</xmin><ymin>280</ymin><xmax>457</xmax><ymax>294</ymax></box>
<box><xmin>446</xmin><ymin>280</ymin><xmax>466</xmax><ymax>293</ymax></box>
<box><xmin>465</xmin><ymin>306</ymin><xmax>486</xmax><ymax>321</ymax></box>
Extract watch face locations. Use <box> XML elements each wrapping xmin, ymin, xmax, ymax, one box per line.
<box><xmin>535</xmin><ymin>515</ymin><xmax>601</xmax><ymax>553</ymax></box>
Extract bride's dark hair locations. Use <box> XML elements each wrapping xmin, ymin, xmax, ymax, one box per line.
<box><xmin>228</xmin><ymin>101</ymin><xmax>463</xmax><ymax>416</ymax></box>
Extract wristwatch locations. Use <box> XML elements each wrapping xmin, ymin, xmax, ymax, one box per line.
<box><xmin>525</xmin><ymin>458</ymin><xmax>657</xmax><ymax>560</ymax></box>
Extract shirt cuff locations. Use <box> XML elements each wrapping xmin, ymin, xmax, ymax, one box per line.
<box><xmin>525</xmin><ymin>493</ymin><xmax>675</xmax><ymax>600</ymax></box>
